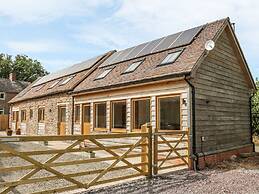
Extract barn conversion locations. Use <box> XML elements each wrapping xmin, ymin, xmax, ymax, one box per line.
<box><xmin>9</xmin><ymin>18</ymin><xmax>256</xmax><ymax>168</ymax></box>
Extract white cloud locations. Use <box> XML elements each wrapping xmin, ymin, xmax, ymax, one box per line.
<box><xmin>0</xmin><ymin>0</ymin><xmax>113</xmax><ymax>23</ymax></box>
<box><xmin>6</xmin><ymin>40</ymin><xmax>67</xmax><ymax>53</ymax></box>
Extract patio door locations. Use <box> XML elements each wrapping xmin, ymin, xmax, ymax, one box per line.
<box><xmin>82</xmin><ymin>104</ymin><xmax>90</xmax><ymax>135</ymax></box>
<box><xmin>58</xmin><ymin>106</ymin><xmax>66</xmax><ymax>135</ymax></box>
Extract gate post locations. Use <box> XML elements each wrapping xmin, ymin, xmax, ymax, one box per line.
<box><xmin>141</xmin><ymin>123</ymin><xmax>152</xmax><ymax>178</ymax></box>
<box><xmin>153</xmin><ymin>127</ymin><xmax>158</xmax><ymax>175</ymax></box>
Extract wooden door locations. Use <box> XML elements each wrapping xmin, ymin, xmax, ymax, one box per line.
<box><xmin>82</xmin><ymin>104</ymin><xmax>90</xmax><ymax>135</ymax></box>
<box><xmin>58</xmin><ymin>106</ymin><xmax>66</xmax><ymax>135</ymax></box>
<box><xmin>12</xmin><ymin>111</ymin><xmax>19</xmax><ymax>131</ymax></box>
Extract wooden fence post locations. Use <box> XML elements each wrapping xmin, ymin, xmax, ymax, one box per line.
<box><xmin>147</xmin><ymin>124</ymin><xmax>152</xmax><ymax>178</ymax></box>
<box><xmin>153</xmin><ymin>127</ymin><xmax>158</xmax><ymax>175</ymax></box>
<box><xmin>141</xmin><ymin>123</ymin><xmax>153</xmax><ymax>178</ymax></box>
<box><xmin>141</xmin><ymin>124</ymin><xmax>148</xmax><ymax>174</ymax></box>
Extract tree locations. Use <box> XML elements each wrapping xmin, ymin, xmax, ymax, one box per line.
<box><xmin>0</xmin><ymin>53</ymin><xmax>48</xmax><ymax>82</ymax></box>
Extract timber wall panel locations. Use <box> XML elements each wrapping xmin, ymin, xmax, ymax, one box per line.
<box><xmin>192</xmin><ymin>29</ymin><xmax>251</xmax><ymax>153</ymax></box>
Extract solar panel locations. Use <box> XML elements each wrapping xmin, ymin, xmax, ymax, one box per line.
<box><xmin>33</xmin><ymin>54</ymin><xmax>105</xmax><ymax>87</ymax></box>
<box><xmin>111</xmin><ymin>47</ymin><xmax>136</xmax><ymax>65</ymax></box>
<box><xmin>124</xmin><ymin>42</ymin><xmax>149</xmax><ymax>61</ymax></box>
<box><xmin>170</xmin><ymin>26</ymin><xmax>203</xmax><ymax>48</ymax></box>
<box><xmin>152</xmin><ymin>32</ymin><xmax>182</xmax><ymax>53</ymax></box>
<box><xmin>136</xmin><ymin>37</ymin><xmax>164</xmax><ymax>57</ymax></box>
<box><xmin>101</xmin><ymin>24</ymin><xmax>203</xmax><ymax>68</ymax></box>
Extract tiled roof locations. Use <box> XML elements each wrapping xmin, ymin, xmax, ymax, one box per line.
<box><xmin>10</xmin><ymin>18</ymin><xmax>228</xmax><ymax>103</ymax></box>
<box><xmin>0</xmin><ymin>78</ymin><xmax>30</xmax><ymax>93</ymax></box>
<box><xmin>73</xmin><ymin>19</ymin><xmax>227</xmax><ymax>93</ymax></box>
<box><xmin>9</xmin><ymin>51</ymin><xmax>115</xmax><ymax>103</ymax></box>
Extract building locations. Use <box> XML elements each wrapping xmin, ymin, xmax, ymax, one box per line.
<box><xmin>9</xmin><ymin>18</ymin><xmax>256</xmax><ymax>168</ymax></box>
<box><xmin>0</xmin><ymin>73</ymin><xmax>29</xmax><ymax>115</ymax></box>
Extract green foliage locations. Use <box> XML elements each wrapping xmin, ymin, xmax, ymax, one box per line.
<box><xmin>0</xmin><ymin>53</ymin><xmax>49</xmax><ymax>82</ymax></box>
<box><xmin>252</xmin><ymin>79</ymin><xmax>259</xmax><ymax>134</ymax></box>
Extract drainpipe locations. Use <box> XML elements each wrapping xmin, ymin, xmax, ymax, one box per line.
<box><xmin>71</xmin><ymin>96</ymin><xmax>75</xmax><ymax>135</ymax></box>
<box><xmin>250</xmin><ymin>92</ymin><xmax>255</xmax><ymax>152</ymax></box>
<box><xmin>184</xmin><ymin>75</ymin><xmax>198</xmax><ymax>171</ymax></box>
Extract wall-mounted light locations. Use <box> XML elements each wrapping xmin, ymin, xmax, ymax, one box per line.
<box><xmin>182</xmin><ymin>99</ymin><xmax>187</xmax><ymax>106</ymax></box>
<box><xmin>49</xmin><ymin>109</ymin><xmax>52</xmax><ymax>113</ymax></box>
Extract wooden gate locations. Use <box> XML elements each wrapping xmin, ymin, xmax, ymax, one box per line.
<box><xmin>153</xmin><ymin>129</ymin><xmax>190</xmax><ymax>174</ymax></box>
<box><xmin>0</xmin><ymin>130</ymin><xmax>152</xmax><ymax>194</ymax></box>
<box><xmin>0</xmin><ymin>115</ymin><xmax>8</xmax><ymax>130</ymax></box>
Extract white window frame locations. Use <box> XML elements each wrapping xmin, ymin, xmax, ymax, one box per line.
<box><xmin>95</xmin><ymin>68</ymin><xmax>113</xmax><ymax>80</ymax></box>
<box><xmin>0</xmin><ymin>92</ymin><xmax>5</xmax><ymax>100</ymax></box>
<box><xmin>48</xmin><ymin>80</ymin><xmax>60</xmax><ymax>89</ymax></box>
<box><xmin>160</xmin><ymin>50</ymin><xmax>182</xmax><ymax>66</ymax></box>
<box><xmin>123</xmin><ymin>60</ymin><xmax>143</xmax><ymax>74</ymax></box>
<box><xmin>60</xmin><ymin>75</ymin><xmax>75</xmax><ymax>86</ymax></box>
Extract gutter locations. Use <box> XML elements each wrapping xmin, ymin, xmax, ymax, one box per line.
<box><xmin>184</xmin><ymin>75</ymin><xmax>198</xmax><ymax>171</ymax></box>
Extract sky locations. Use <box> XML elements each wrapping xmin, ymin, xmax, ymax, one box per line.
<box><xmin>0</xmin><ymin>0</ymin><xmax>258</xmax><ymax>79</ymax></box>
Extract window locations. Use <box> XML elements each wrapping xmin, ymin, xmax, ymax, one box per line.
<box><xmin>30</xmin><ymin>109</ymin><xmax>33</xmax><ymax>119</ymax></box>
<box><xmin>94</xmin><ymin>103</ymin><xmax>106</xmax><ymax>129</ymax></box>
<box><xmin>60</xmin><ymin>76</ymin><xmax>75</xmax><ymax>85</ymax></box>
<box><xmin>158</xmin><ymin>96</ymin><xmax>180</xmax><ymax>130</ymax></box>
<box><xmin>58</xmin><ymin>106</ymin><xmax>66</xmax><ymax>122</ymax></box>
<box><xmin>0</xmin><ymin>108</ymin><xmax>4</xmax><ymax>115</ymax></box>
<box><xmin>0</xmin><ymin>92</ymin><xmax>5</xmax><ymax>100</ymax></box>
<box><xmin>35</xmin><ymin>84</ymin><xmax>45</xmax><ymax>92</ymax></box>
<box><xmin>123</xmin><ymin>60</ymin><xmax>143</xmax><ymax>74</ymax></box>
<box><xmin>95</xmin><ymin>68</ymin><xmax>113</xmax><ymax>80</ymax></box>
<box><xmin>83</xmin><ymin>105</ymin><xmax>90</xmax><ymax>123</ymax></box>
<box><xmin>12</xmin><ymin>111</ymin><xmax>18</xmax><ymax>121</ymax></box>
<box><xmin>21</xmin><ymin>110</ymin><xmax>26</xmax><ymax>122</ymax></box>
<box><xmin>48</xmin><ymin>80</ymin><xmax>60</xmax><ymax>89</ymax></box>
<box><xmin>38</xmin><ymin>108</ymin><xmax>45</xmax><ymax>122</ymax></box>
<box><xmin>132</xmin><ymin>99</ymin><xmax>150</xmax><ymax>130</ymax></box>
<box><xmin>74</xmin><ymin>105</ymin><xmax>80</xmax><ymax>123</ymax></box>
<box><xmin>111</xmin><ymin>101</ymin><xmax>126</xmax><ymax>129</ymax></box>
<box><xmin>160</xmin><ymin>50</ymin><xmax>182</xmax><ymax>66</ymax></box>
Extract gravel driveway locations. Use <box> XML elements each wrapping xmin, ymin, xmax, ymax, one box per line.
<box><xmin>80</xmin><ymin>155</ymin><xmax>259</xmax><ymax>194</ymax></box>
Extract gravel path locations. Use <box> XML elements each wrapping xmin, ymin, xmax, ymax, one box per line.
<box><xmin>0</xmin><ymin>141</ymin><xmax>134</xmax><ymax>194</ymax></box>
<box><xmin>80</xmin><ymin>156</ymin><xmax>259</xmax><ymax>194</ymax></box>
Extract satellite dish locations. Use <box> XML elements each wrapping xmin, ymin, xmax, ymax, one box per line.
<box><xmin>205</xmin><ymin>40</ymin><xmax>215</xmax><ymax>51</ymax></box>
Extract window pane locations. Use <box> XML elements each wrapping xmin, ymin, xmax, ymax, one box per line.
<box><xmin>38</xmin><ymin>108</ymin><xmax>45</xmax><ymax>122</ymax></box>
<box><xmin>75</xmin><ymin>105</ymin><xmax>80</xmax><ymax>122</ymax></box>
<box><xmin>96</xmin><ymin>68</ymin><xmax>113</xmax><ymax>80</ymax></box>
<box><xmin>159</xmin><ymin>96</ymin><xmax>180</xmax><ymax>130</ymax></box>
<box><xmin>95</xmin><ymin>103</ymin><xmax>106</xmax><ymax>128</ymax></box>
<box><xmin>83</xmin><ymin>105</ymin><xmax>90</xmax><ymax>123</ymax></box>
<box><xmin>160</xmin><ymin>51</ymin><xmax>182</xmax><ymax>65</ymax></box>
<box><xmin>124</xmin><ymin>61</ymin><xmax>142</xmax><ymax>73</ymax></box>
<box><xmin>112</xmin><ymin>101</ymin><xmax>126</xmax><ymax>129</ymax></box>
<box><xmin>133</xmin><ymin>99</ymin><xmax>150</xmax><ymax>129</ymax></box>
<box><xmin>21</xmin><ymin>110</ymin><xmax>26</xmax><ymax>121</ymax></box>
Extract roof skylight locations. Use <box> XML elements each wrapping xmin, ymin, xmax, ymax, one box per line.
<box><xmin>48</xmin><ymin>80</ymin><xmax>60</xmax><ymax>89</ymax></box>
<box><xmin>60</xmin><ymin>76</ymin><xmax>75</xmax><ymax>86</ymax></box>
<box><xmin>95</xmin><ymin>68</ymin><xmax>113</xmax><ymax>80</ymax></box>
<box><xmin>160</xmin><ymin>50</ymin><xmax>182</xmax><ymax>66</ymax></box>
<box><xmin>123</xmin><ymin>60</ymin><xmax>143</xmax><ymax>74</ymax></box>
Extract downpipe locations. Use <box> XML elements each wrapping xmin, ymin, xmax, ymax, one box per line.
<box><xmin>184</xmin><ymin>75</ymin><xmax>199</xmax><ymax>171</ymax></box>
